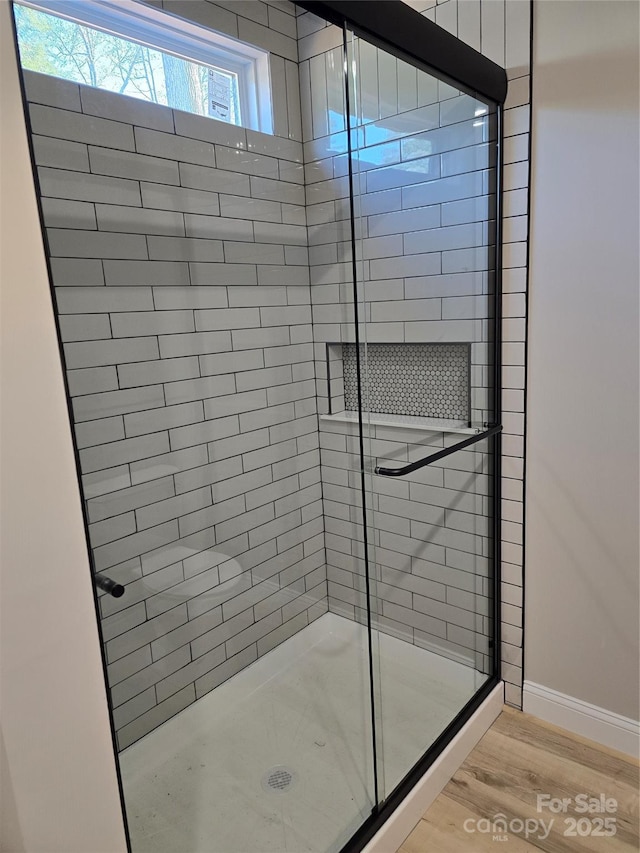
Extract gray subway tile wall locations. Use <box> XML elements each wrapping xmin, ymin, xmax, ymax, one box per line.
<box><xmin>24</xmin><ymin>0</ymin><xmax>324</xmax><ymax>751</ymax></box>
<box><xmin>299</xmin><ymin>0</ymin><xmax>529</xmax><ymax>703</ymax></box>
<box><xmin>30</xmin><ymin>0</ymin><xmax>529</xmax><ymax>750</ymax></box>
<box><xmin>399</xmin><ymin>0</ymin><xmax>529</xmax><ymax>705</ymax></box>
<box><xmin>299</xmin><ymin>13</ymin><xmax>493</xmax><ymax>669</ymax></box>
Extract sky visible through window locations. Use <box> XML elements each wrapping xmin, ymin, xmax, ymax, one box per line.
<box><xmin>14</xmin><ymin>4</ymin><xmax>240</xmax><ymax>123</ymax></box>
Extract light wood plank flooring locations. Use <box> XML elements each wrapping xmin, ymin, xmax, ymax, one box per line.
<box><xmin>399</xmin><ymin>707</ymin><xmax>639</xmax><ymax>852</ymax></box>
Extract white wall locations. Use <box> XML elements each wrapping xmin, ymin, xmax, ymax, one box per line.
<box><xmin>525</xmin><ymin>0</ymin><xmax>639</xmax><ymax>724</ymax></box>
<box><xmin>0</xmin><ymin>5</ymin><xmax>127</xmax><ymax>850</ymax></box>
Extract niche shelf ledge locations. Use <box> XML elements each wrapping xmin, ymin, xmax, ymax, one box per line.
<box><xmin>319</xmin><ymin>412</ymin><xmax>480</xmax><ymax>435</ymax></box>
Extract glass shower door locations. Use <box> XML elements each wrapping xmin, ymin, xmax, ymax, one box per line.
<box><xmin>12</xmin><ymin>3</ymin><xmax>380</xmax><ymax>850</ymax></box>
<box><xmin>345</xmin><ymin>29</ymin><xmax>500</xmax><ymax>799</ymax></box>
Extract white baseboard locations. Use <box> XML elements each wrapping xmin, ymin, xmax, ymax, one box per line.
<box><xmin>523</xmin><ymin>681</ymin><xmax>640</xmax><ymax>759</ymax></box>
<box><xmin>362</xmin><ymin>682</ymin><xmax>504</xmax><ymax>853</ymax></box>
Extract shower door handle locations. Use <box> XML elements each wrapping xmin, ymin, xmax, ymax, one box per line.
<box><xmin>94</xmin><ymin>574</ymin><xmax>125</xmax><ymax>598</ymax></box>
<box><xmin>374</xmin><ymin>425</ymin><xmax>502</xmax><ymax>477</ymax></box>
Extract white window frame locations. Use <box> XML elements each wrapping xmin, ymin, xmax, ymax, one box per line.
<box><xmin>16</xmin><ymin>0</ymin><xmax>274</xmax><ymax>133</ymax></box>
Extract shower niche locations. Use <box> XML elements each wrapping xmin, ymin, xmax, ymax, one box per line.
<box><xmin>13</xmin><ymin>0</ymin><xmax>506</xmax><ymax>850</ymax></box>
<box><xmin>326</xmin><ymin>341</ymin><xmax>472</xmax><ymax>425</ymax></box>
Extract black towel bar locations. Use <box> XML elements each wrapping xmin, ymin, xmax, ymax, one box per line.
<box><xmin>375</xmin><ymin>425</ymin><xmax>502</xmax><ymax>477</ymax></box>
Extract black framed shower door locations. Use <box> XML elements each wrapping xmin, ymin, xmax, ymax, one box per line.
<box><xmin>298</xmin><ymin>3</ymin><xmax>506</xmax><ymax>849</ymax></box>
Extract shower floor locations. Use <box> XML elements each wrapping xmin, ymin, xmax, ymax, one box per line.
<box><xmin>120</xmin><ymin>612</ymin><xmax>483</xmax><ymax>853</ymax></box>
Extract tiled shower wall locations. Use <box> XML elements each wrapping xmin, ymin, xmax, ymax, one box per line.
<box><xmin>28</xmin><ymin>0</ymin><xmax>529</xmax><ymax>748</ymax></box>
<box><xmin>400</xmin><ymin>0</ymin><xmax>530</xmax><ymax>708</ymax></box>
<box><xmin>297</xmin><ymin>0</ymin><xmax>530</xmax><ymax>702</ymax></box>
<box><xmin>298</xmin><ymin>13</ymin><xmax>494</xmax><ymax>672</ymax></box>
<box><xmin>24</xmin><ymin>0</ymin><xmax>331</xmax><ymax>750</ymax></box>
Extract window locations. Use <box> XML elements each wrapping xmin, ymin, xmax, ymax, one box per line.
<box><xmin>13</xmin><ymin>0</ymin><xmax>273</xmax><ymax>133</ymax></box>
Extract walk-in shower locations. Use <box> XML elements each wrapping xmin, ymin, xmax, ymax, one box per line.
<box><xmin>12</xmin><ymin>0</ymin><xmax>505</xmax><ymax>849</ymax></box>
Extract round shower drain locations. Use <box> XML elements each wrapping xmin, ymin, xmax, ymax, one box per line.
<box><xmin>261</xmin><ymin>765</ymin><xmax>296</xmax><ymax>793</ymax></box>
